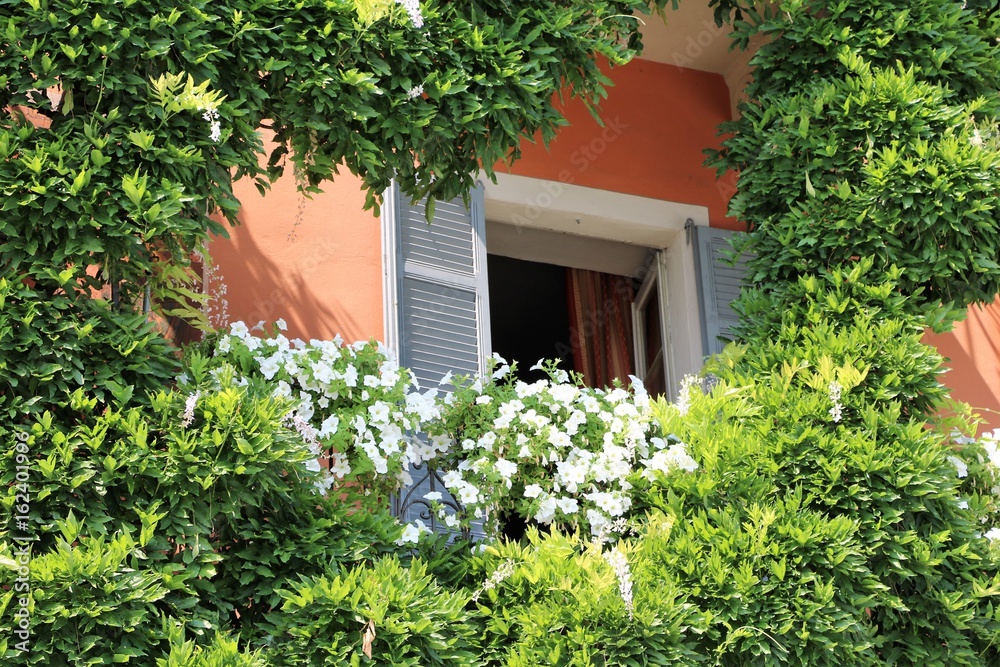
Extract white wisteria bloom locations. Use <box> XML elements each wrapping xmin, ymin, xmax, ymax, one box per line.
<box><xmin>603</xmin><ymin>548</ymin><xmax>634</xmax><ymax>620</ymax></box>
<box><xmin>181</xmin><ymin>391</ymin><xmax>200</xmax><ymax>428</ymax></box>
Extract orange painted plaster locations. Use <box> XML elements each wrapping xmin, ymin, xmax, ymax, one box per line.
<box><xmin>502</xmin><ymin>58</ymin><xmax>739</xmax><ymax>229</ymax></box>
<box><xmin>925</xmin><ymin>299</ymin><xmax>1000</xmax><ymax>433</ymax></box>
<box><xmin>210</xmin><ymin>172</ymin><xmax>384</xmax><ymax>344</ymax></box>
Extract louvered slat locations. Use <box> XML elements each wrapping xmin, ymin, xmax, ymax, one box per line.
<box><xmin>693</xmin><ymin>226</ymin><xmax>752</xmax><ymax>357</ymax></box>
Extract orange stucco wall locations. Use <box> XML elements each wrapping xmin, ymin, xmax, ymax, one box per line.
<box><xmin>211</xmin><ymin>58</ymin><xmax>734</xmax><ymax>342</ymax></box>
<box><xmin>925</xmin><ymin>300</ymin><xmax>1000</xmax><ymax>433</ymax></box>
<box><xmin>209</xmin><ymin>172</ymin><xmax>384</xmax><ymax>343</ymax></box>
<box><xmin>504</xmin><ymin>59</ymin><xmax>738</xmax><ymax>228</ymax></box>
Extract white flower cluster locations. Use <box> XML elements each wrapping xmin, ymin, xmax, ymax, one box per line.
<box><xmin>828</xmin><ymin>380</ymin><xmax>843</xmax><ymax>423</ymax></box>
<box><xmin>603</xmin><ymin>548</ymin><xmax>634</xmax><ymax>620</ymax></box>
<box><xmin>180</xmin><ymin>391</ymin><xmax>200</xmax><ymax>428</ymax></box>
<box><xmin>428</xmin><ymin>357</ymin><xmax>699</xmax><ymax>539</ymax></box>
<box><xmin>215</xmin><ymin>320</ymin><xmax>442</xmax><ymax>496</ymax></box>
<box><xmin>951</xmin><ymin>429</ymin><xmax>1000</xmax><ymax>544</ymax></box>
<box><xmin>201</xmin><ymin>106</ymin><xmax>222</xmax><ymax>143</ymax></box>
<box><xmin>674</xmin><ymin>374</ymin><xmax>704</xmax><ymax>417</ymax></box>
<box><xmin>406</xmin><ymin>85</ymin><xmax>424</xmax><ymax>100</ymax></box>
<box><xmin>471</xmin><ymin>559</ymin><xmax>516</xmax><ymax>602</ymax></box>
<box><xmin>395</xmin><ymin>0</ymin><xmax>423</xmax><ymax>28</ymax></box>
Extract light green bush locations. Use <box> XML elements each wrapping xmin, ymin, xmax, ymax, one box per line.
<box><xmin>710</xmin><ymin>0</ymin><xmax>1000</xmax><ymax>317</ymax></box>
<box><xmin>269</xmin><ymin>556</ymin><xmax>481</xmax><ymax>667</ymax></box>
<box><xmin>0</xmin><ymin>525</ymin><xmax>172</xmax><ymax>665</ymax></box>
<box><xmin>629</xmin><ymin>265</ymin><xmax>1000</xmax><ymax>665</ymax></box>
<box><xmin>0</xmin><ymin>368</ymin><xmax>406</xmax><ymax>656</ymax></box>
<box><xmin>470</xmin><ymin>527</ymin><xmax>705</xmax><ymax>667</ymax></box>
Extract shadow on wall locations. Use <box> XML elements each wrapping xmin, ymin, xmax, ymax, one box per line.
<box><xmin>926</xmin><ymin>298</ymin><xmax>1000</xmax><ymax>432</ymax></box>
<box><xmin>207</xmin><ymin>172</ymin><xmax>385</xmax><ymax>344</ymax></box>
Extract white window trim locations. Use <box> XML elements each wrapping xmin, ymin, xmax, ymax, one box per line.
<box><xmin>482</xmin><ymin>173</ymin><xmax>709</xmax><ymax>399</ymax></box>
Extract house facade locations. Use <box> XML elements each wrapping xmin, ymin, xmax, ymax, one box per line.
<box><xmin>209</xmin><ymin>3</ymin><xmax>1000</xmax><ymax>431</ymax></box>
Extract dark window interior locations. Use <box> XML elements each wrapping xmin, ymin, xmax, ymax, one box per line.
<box><xmin>487</xmin><ymin>254</ymin><xmax>573</xmax><ymax>382</ymax></box>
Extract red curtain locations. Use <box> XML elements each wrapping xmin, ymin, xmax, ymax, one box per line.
<box><xmin>566</xmin><ymin>268</ymin><xmax>635</xmax><ymax>388</ymax></box>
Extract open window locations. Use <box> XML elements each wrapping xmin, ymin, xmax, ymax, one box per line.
<box><xmin>631</xmin><ymin>252</ymin><xmax>671</xmax><ymax>397</ymax></box>
<box><xmin>382</xmin><ymin>179</ymin><xmax>748</xmax><ymax>529</ymax></box>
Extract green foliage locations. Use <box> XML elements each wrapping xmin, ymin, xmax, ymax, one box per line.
<box><xmin>158</xmin><ymin>630</ymin><xmax>269</xmax><ymax>667</ymax></box>
<box><xmin>270</xmin><ymin>556</ymin><xmax>481</xmax><ymax>667</ymax></box>
<box><xmin>0</xmin><ymin>372</ymin><xmax>406</xmax><ymax>655</ymax></box>
<box><xmin>0</xmin><ymin>0</ymin><xmax>667</xmax><ymax>311</ymax></box>
<box><xmin>0</xmin><ymin>277</ymin><xmax>178</xmax><ymax>420</ymax></box>
<box><xmin>630</xmin><ymin>276</ymin><xmax>1000</xmax><ymax>665</ymax></box>
<box><xmin>710</xmin><ymin>0</ymin><xmax>1000</xmax><ymax>316</ymax></box>
<box><xmin>470</xmin><ymin>528</ymin><xmax>705</xmax><ymax>667</ymax></box>
<box><xmin>0</xmin><ymin>526</ymin><xmax>173</xmax><ymax>665</ymax></box>
<box><xmin>728</xmin><ymin>259</ymin><xmax>950</xmax><ymax>418</ymax></box>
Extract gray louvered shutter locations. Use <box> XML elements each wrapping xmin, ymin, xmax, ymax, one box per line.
<box><xmin>383</xmin><ymin>182</ymin><xmax>490</xmax><ymax>535</ymax></box>
<box><xmin>388</xmin><ymin>183</ymin><xmax>491</xmax><ymax>386</ymax></box>
<box><xmin>693</xmin><ymin>226</ymin><xmax>751</xmax><ymax>357</ymax></box>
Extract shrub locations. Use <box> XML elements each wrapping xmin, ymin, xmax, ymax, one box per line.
<box><xmin>469</xmin><ymin>526</ymin><xmax>706</xmax><ymax>667</ymax></box>
<box><xmin>0</xmin><ymin>524</ymin><xmax>172</xmax><ymax>665</ymax></box>
<box><xmin>630</xmin><ymin>269</ymin><xmax>1000</xmax><ymax>665</ymax></box>
<box><xmin>0</xmin><ymin>277</ymin><xmax>177</xmax><ymax>422</ymax></box>
<box><xmin>158</xmin><ymin>631</ymin><xmax>268</xmax><ymax>667</ymax></box>
<box><xmin>0</xmin><ymin>364</ymin><xmax>408</xmax><ymax>647</ymax></box>
<box><xmin>269</xmin><ymin>556</ymin><xmax>481</xmax><ymax>667</ymax></box>
<box><xmin>729</xmin><ymin>259</ymin><xmax>950</xmax><ymax>419</ymax></box>
<box><xmin>710</xmin><ymin>0</ymin><xmax>1000</xmax><ymax>317</ymax></box>
<box><xmin>197</xmin><ymin>321</ymin><xmax>441</xmax><ymax>502</ymax></box>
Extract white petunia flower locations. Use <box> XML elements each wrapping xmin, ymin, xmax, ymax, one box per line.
<box><xmin>457</xmin><ymin>484</ymin><xmax>479</xmax><ymax>505</ymax></box>
<box><xmin>534</xmin><ymin>497</ymin><xmax>557</xmax><ymax>524</ymax></box>
<box><xmin>948</xmin><ymin>455</ymin><xmax>969</xmax><ymax>479</ymax></box>
<box><xmin>524</xmin><ymin>484</ymin><xmax>543</xmax><ymax>498</ymax></box>
<box><xmin>396</xmin><ymin>522</ymin><xmax>422</xmax><ymax>545</ymax></box>
<box><xmin>556</xmin><ymin>497</ymin><xmax>579</xmax><ymax>515</ymax></box>
<box><xmin>495</xmin><ymin>458</ymin><xmax>518</xmax><ymax>480</ymax></box>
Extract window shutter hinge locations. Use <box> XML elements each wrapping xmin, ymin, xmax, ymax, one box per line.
<box><xmin>684</xmin><ymin>218</ymin><xmax>695</xmax><ymax>245</ymax></box>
